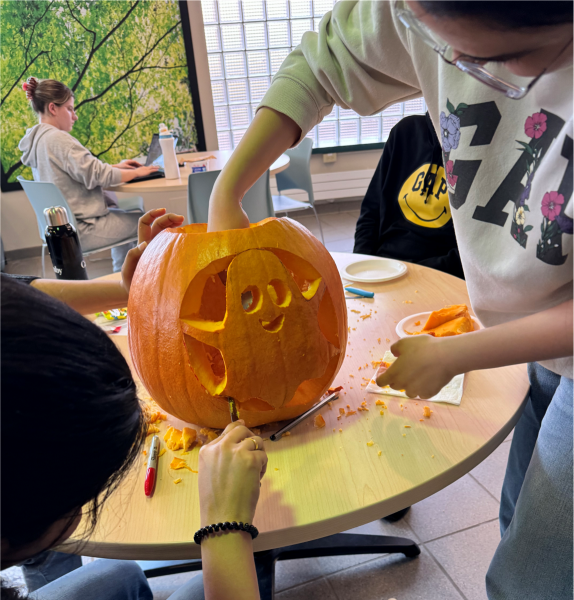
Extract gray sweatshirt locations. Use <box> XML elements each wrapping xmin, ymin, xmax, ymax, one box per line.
<box><xmin>19</xmin><ymin>123</ymin><xmax>122</xmax><ymax>221</ymax></box>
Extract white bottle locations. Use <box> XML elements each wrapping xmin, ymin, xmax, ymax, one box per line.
<box><xmin>158</xmin><ymin>123</ymin><xmax>180</xmax><ymax>180</ymax></box>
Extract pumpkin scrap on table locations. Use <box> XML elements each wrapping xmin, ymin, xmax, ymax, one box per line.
<box><xmin>182</xmin><ymin>427</ymin><xmax>197</xmax><ymax>450</ymax></box>
<box><xmin>164</xmin><ymin>427</ymin><xmax>184</xmax><ymax>451</ymax></box>
<box><xmin>169</xmin><ymin>457</ymin><xmax>197</xmax><ymax>473</ymax></box>
<box><xmin>128</xmin><ymin>218</ymin><xmax>348</xmax><ymax>429</ymax></box>
<box><xmin>200</xmin><ymin>428</ymin><xmax>220</xmax><ymax>442</ymax></box>
<box><xmin>314</xmin><ymin>414</ymin><xmax>326</xmax><ymax>428</ymax></box>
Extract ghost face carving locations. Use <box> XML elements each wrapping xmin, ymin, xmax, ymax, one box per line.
<box><xmin>181</xmin><ymin>249</ymin><xmax>337</xmax><ymax>411</ymax></box>
<box><xmin>128</xmin><ymin>218</ymin><xmax>348</xmax><ymax>428</ymax></box>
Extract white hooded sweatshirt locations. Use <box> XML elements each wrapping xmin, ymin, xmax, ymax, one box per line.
<box><xmin>19</xmin><ymin>124</ymin><xmax>122</xmax><ymax>221</ymax></box>
<box><xmin>259</xmin><ymin>0</ymin><xmax>573</xmax><ymax>378</ymax></box>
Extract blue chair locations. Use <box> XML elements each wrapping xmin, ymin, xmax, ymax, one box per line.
<box><xmin>272</xmin><ymin>138</ymin><xmax>324</xmax><ymax>244</ymax></box>
<box><xmin>18</xmin><ymin>176</ymin><xmax>143</xmax><ymax>277</ymax></box>
<box><xmin>188</xmin><ymin>170</ymin><xmax>275</xmax><ymax>224</ymax></box>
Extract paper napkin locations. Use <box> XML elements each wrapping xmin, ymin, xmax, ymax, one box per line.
<box><xmin>365</xmin><ymin>351</ymin><xmax>465</xmax><ymax>405</ymax></box>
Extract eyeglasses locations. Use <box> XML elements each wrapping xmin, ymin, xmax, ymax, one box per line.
<box><xmin>394</xmin><ymin>5</ymin><xmax>560</xmax><ymax>100</ymax></box>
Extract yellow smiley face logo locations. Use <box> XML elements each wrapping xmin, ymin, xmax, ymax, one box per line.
<box><xmin>398</xmin><ymin>164</ymin><xmax>452</xmax><ymax>229</ymax></box>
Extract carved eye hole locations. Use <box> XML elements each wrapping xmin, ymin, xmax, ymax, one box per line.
<box><xmin>267</xmin><ymin>279</ymin><xmax>292</xmax><ymax>307</ymax></box>
<box><xmin>241</xmin><ymin>286</ymin><xmax>262</xmax><ymax>313</ymax></box>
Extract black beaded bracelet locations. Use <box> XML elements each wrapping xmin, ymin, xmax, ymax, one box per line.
<box><xmin>194</xmin><ymin>521</ymin><xmax>259</xmax><ymax>545</ymax></box>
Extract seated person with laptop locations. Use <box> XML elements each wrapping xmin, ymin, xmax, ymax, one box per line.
<box><xmin>354</xmin><ymin>112</ymin><xmax>464</xmax><ymax>279</ymax></box>
<box><xmin>18</xmin><ymin>77</ymin><xmax>159</xmax><ymax>273</ymax></box>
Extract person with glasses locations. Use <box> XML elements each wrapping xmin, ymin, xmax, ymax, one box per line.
<box><xmin>208</xmin><ymin>2</ymin><xmax>573</xmax><ymax>598</ymax></box>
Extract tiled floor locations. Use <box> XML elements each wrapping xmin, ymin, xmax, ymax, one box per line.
<box><xmin>2</xmin><ymin>201</ymin><xmax>515</xmax><ymax>599</ymax></box>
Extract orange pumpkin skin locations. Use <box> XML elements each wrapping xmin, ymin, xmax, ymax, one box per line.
<box><xmin>128</xmin><ymin>218</ymin><xmax>347</xmax><ymax>428</ymax></box>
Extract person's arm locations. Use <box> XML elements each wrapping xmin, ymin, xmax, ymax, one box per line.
<box><xmin>30</xmin><ymin>278</ymin><xmax>130</xmax><ymax>315</ymax></box>
<box><xmin>113</xmin><ymin>159</ymin><xmax>143</xmax><ymax>169</ymax></box>
<box><xmin>208</xmin><ymin>1</ymin><xmax>424</xmax><ymax>232</ymax></box>
<box><xmin>207</xmin><ymin>108</ymin><xmax>300</xmax><ymax>231</ymax></box>
<box><xmin>118</xmin><ymin>165</ymin><xmax>159</xmax><ymax>183</ymax></box>
<box><xmin>199</xmin><ymin>420</ymin><xmax>268</xmax><ymax>600</ymax></box>
<box><xmin>64</xmin><ymin>140</ymin><xmax>158</xmax><ymax>189</ymax></box>
<box><xmin>376</xmin><ymin>300</ymin><xmax>573</xmax><ymax>398</ymax></box>
<box><xmin>30</xmin><ymin>209</ymin><xmax>184</xmax><ymax>314</ymax></box>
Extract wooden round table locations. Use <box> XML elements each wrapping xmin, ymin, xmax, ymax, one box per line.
<box><xmin>111</xmin><ymin>151</ymin><xmax>290</xmax><ymax>194</ymax></box>
<box><xmin>68</xmin><ymin>252</ymin><xmax>528</xmax><ymax>560</ymax></box>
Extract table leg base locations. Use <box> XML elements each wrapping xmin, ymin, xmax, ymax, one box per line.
<box><xmin>139</xmin><ymin>532</ymin><xmax>420</xmax><ymax>599</ymax></box>
<box><xmin>255</xmin><ymin>533</ymin><xmax>420</xmax><ymax>600</ymax></box>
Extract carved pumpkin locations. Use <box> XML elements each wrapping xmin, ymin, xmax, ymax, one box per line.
<box><xmin>128</xmin><ymin>218</ymin><xmax>347</xmax><ymax>428</ymax></box>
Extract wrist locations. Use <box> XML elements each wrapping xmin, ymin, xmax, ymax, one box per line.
<box><xmin>201</xmin><ymin>512</ymin><xmax>255</xmax><ymax>527</ymax></box>
<box><xmin>116</xmin><ymin>279</ymin><xmax>130</xmax><ymax>302</ymax></box>
<box><xmin>436</xmin><ymin>334</ymin><xmax>470</xmax><ymax>377</ymax></box>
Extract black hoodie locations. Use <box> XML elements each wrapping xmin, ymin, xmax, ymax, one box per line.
<box><xmin>354</xmin><ymin>113</ymin><xmax>464</xmax><ymax>279</ymax></box>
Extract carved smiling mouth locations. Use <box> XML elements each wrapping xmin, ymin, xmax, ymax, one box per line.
<box><xmin>259</xmin><ymin>314</ymin><xmax>285</xmax><ymax>332</ymax></box>
<box><xmin>404</xmin><ymin>194</ymin><xmax>447</xmax><ymax>222</ymax></box>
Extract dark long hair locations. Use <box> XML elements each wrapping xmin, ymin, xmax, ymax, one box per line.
<box><xmin>1</xmin><ymin>275</ymin><xmax>147</xmax><ymax>553</ymax></box>
<box><xmin>417</xmin><ymin>1</ymin><xmax>573</xmax><ymax>29</ymax></box>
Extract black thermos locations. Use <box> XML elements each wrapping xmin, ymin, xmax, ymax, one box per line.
<box><xmin>44</xmin><ymin>206</ymin><xmax>88</xmax><ymax>280</ymax></box>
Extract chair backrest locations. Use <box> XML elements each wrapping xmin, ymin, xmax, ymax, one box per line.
<box><xmin>187</xmin><ymin>170</ymin><xmax>220</xmax><ymax>224</ymax></box>
<box><xmin>275</xmin><ymin>138</ymin><xmax>314</xmax><ymax>205</ymax></box>
<box><xmin>188</xmin><ymin>169</ymin><xmax>274</xmax><ymax>224</ymax></box>
<box><xmin>17</xmin><ymin>176</ymin><xmax>78</xmax><ymax>243</ymax></box>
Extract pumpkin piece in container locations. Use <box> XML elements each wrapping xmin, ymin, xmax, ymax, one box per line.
<box><xmin>182</xmin><ymin>427</ymin><xmax>197</xmax><ymax>451</ymax></box>
<box><xmin>314</xmin><ymin>414</ymin><xmax>326</xmax><ymax>428</ymax></box>
<box><xmin>422</xmin><ymin>305</ymin><xmax>470</xmax><ymax>331</ymax></box>
<box><xmin>423</xmin><ymin>316</ymin><xmax>473</xmax><ymax>337</ymax></box>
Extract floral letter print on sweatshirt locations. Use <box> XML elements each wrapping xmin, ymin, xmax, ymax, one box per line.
<box><xmin>440</xmin><ymin>98</ymin><xmax>573</xmax><ymax>265</ymax></box>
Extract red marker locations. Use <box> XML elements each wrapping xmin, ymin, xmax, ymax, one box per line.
<box><xmin>144</xmin><ymin>435</ymin><xmax>160</xmax><ymax>497</ymax></box>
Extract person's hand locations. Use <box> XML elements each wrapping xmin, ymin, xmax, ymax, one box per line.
<box><xmin>376</xmin><ymin>335</ymin><xmax>457</xmax><ymax>398</ymax></box>
<box><xmin>199</xmin><ymin>420</ymin><xmax>268</xmax><ymax>526</ymax></box>
<box><xmin>114</xmin><ymin>159</ymin><xmax>143</xmax><ymax>169</ymax></box>
<box><xmin>207</xmin><ymin>186</ymin><xmax>250</xmax><ymax>232</ymax></box>
<box><xmin>121</xmin><ymin>208</ymin><xmax>184</xmax><ymax>293</ymax></box>
<box><xmin>132</xmin><ymin>165</ymin><xmax>159</xmax><ymax>178</ymax></box>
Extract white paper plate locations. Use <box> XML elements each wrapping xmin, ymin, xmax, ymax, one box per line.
<box><xmin>343</xmin><ymin>258</ymin><xmax>407</xmax><ymax>283</ymax></box>
<box><xmin>396</xmin><ymin>311</ymin><xmax>483</xmax><ymax>338</ymax></box>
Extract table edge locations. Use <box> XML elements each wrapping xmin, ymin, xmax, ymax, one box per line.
<box><xmin>61</xmin><ymin>383</ymin><xmax>528</xmax><ymax>560</ymax></box>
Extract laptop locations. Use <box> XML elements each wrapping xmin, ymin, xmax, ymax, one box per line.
<box><xmin>130</xmin><ymin>134</ymin><xmax>178</xmax><ymax>182</ymax></box>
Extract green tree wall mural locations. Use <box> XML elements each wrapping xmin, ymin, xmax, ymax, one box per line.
<box><xmin>0</xmin><ymin>0</ymin><xmax>204</xmax><ymax>190</ymax></box>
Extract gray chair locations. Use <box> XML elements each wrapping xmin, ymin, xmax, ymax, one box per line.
<box><xmin>17</xmin><ymin>176</ymin><xmax>143</xmax><ymax>277</ymax></box>
<box><xmin>187</xmin><ymin>170</ymin><xmax>275</xmax><ymax>224</ymax></box>
<box><xmin>272</xmin><ymin>138</ymin><xmax>324</xmax><ymax>244</ymax></box>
